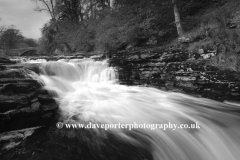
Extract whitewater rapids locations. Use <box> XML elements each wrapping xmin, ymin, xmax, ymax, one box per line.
<box><xmin>38</xmin><ymin>59</ymin><xmax>240</xmax><ymax>160</ymax></box>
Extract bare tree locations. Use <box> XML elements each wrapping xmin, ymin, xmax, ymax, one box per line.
<box><xmin>33</xmin><ymin>0</ymin><xmax>57</xmax><ymax>21</ymax></box>
<box><xmin>0</xmin><ymin>26</ymin><xmax>5</xmax><ymax>35</ymax></box>
<box><xmin>0</xmin><ymin>18</ymin><xmax>3</xmax><ymax>32</ymax></box>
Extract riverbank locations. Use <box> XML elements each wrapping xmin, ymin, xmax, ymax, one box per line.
<box><xmin>1</xmin><ymin>54</ymin><xmax>240</xmax><ymax>160</ymax></box>
<box><xmin>109</xmin><ymin>46</ymin><xmax>240</xmax><ymax>102</ymax></box>
<box><xmin>0</xmin><ymin>57</ymin><xmax>58</xmax><ymax>133</ymax></box>
<box><xmin>0</xmin><ymin>53</ymin><xmax>240</xmax><ymax>160</ymax></box>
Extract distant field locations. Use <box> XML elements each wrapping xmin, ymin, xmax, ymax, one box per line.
<box><xmin>4</xmin><ymin>47</ymin><xmax>37</xmax><ymax>56</ymax></box>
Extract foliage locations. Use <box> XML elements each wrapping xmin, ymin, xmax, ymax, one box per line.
<box><xmin>37</xmin><ymin>21</ymin><xmax>58</xmax><ymax>55</ymax></box>
<box><xmin>0</xmin><ymin>26</ymin><xmax>24</xmax><ymax>49</ymax></box>
<box><xmin>180</xmin><ymin>0</ymin><xmax>240</xmax><ymax>71</ymax></box>
<box><xmin>209</xmin><ymin>52</ymin><xmax>240</xmax><ymax>72</ymax></box>
<box><xmin>34</xmin><ymin>0</ymin><xmax>240</xmax><ymax>73</ymax></box>
<box><xmin>0</xmin><ymin>25</ymin><xmax>38</xmax><ymax>50</ymax></box>
<box><xmin>34</xmin><ymin>0</ymin><xmax>178</xmax><ymax>54</ymax></box>
<box><xmin>24</xmin><ymin>38</ymin><xmax>38</xmax><ymax>47</ymax></box>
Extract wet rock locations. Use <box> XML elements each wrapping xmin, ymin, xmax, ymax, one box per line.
<box><xmin>165</xmin><ymin>81</ymin><xmax>175</xmax><ymax>90</ymax></box>
<box><xmin>38</xmin><ymin>94</ymin><xmax>56</xmax><ymax>104</ymax></box>
<box><xmin>175</xmin><ymin>81</ymin><xmax>198</xmax><ymax>90</ymax></box>
<box><xmin>0</xmin><ymin>98</ymin><xmax>57</xmax><ymax>132</ymax></box>
<box><xmin>176</xmin><ymin>76</ymin><xmax>196</xmax><ymax>81</ymax></box>
<box><xmin>1</xmin><ymin>102</ymin><xmax>41</xmax><ymax>119</ymax></box>
<box><xmin>0</xmin><ymin>69</ymin><xmax>28</xmax><ymax>79</ymax></box>
<box><xmin>1</xmin><ymin>82</ymin><xmax>41</xmax><ymax>94</ymax></box>
<box><xmin>0</xmin><ymin>64</ymin><xmax>58</xmax><ymax>133</ymax></box>
<box><xmin>41</xmin><ymin>103</ymin><xmax>58</xmax><ymax>112</ymax></box>
<box><xmin>0</xmin><ymin>95</ymin><xmax>30</xmax><ymax>113</ymax></box>
<box><xmin>0</xmin><ymin>126</ymin><xmax>152</xmax><ymax>160</ymax></box>
<box><xmin>41</xmin><ymin>113</ymin><xmax>55</xmax><ymax>124</ymax></box>
<box><xmin>22</xmin><ymin>63</ymin><xmax>40</xmax><ymax>74</ymax></box>
<box><xmin>0</xmin><ymin>58</ymin><xmax>16</xmax><ymax>65</ymax></box>
<box><xmin>0</xmin><ymin>127</ymin><xmax>41</xmax><ymax>153</ymax></box>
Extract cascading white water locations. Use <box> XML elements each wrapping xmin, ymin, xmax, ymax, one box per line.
<box><xmin>15</xmin><ymin>58</ymin><xmax>47</xmax><ymax>63</ymax></box>
<box><xmin>39</xmin><ymin>59</ymin><xmax>240</xmax><ymax>160</ymax></box>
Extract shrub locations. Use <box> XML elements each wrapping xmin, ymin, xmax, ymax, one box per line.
<box><xmin>209</xmin><ymin>52</ymin><xmax>240</xmax><ymax>72</ymax></box>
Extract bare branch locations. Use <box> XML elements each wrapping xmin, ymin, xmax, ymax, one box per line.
<box><xmin>34</xmin><ymin>0</ymin><xmax>56</xmax><ymax>20</ymax></box>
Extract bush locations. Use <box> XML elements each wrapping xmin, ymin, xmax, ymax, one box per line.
<box><xmin>209</xmin><ymin>52</ymin><xmax>240</xmax><ymax>72</ymax></box>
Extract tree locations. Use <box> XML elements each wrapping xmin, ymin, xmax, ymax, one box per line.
<box><xmin>33</xmin><ymin>0</ymin><xmax>191</xmax><ymax>54</ymax></box>
<box><xmin>0</xmin><ymin>26</ymin><xmax>5</xmax><ymax>35</ymax></box>
<box><xmin>110</xmin><ymin>0</ymin><xmax>115</xmax><ymax>8</ymax></box>
<box><xmin>0</xmin><ymin>26</ymin><xmax>24</xmax><ymax>49</ymax></box>
<box><xmin>33</xmin><ymin>0</ymin><xmax>57</xmax><ymax>21</ymax></box>
<box><xmin>0</xmin><ymin>18</ymin><xmax>5</xmax><ymax>36</ymax></box>
<box><xmin>56</xmin><ymin>0</ymin><xmax>84</xmax><ymax>23</ymax></box>
<box><xmin>172</xmin><ymin>0</ymin><xmax>184</xmax><ymax>38</ymax></box>
<box><xmin>24</xmin><ymin>38</ymin><xmax>38</xmax><ymax>47</ymax></box>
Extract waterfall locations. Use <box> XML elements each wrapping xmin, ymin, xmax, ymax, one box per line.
<box><xmin>38</xmin><ymin>58</ymin><xmax>240</xmax><ymax>160</ymax></box>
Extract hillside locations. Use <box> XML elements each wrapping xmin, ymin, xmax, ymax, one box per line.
<box><xmin>14</xmin><ymin>0</ymin><xmax>237</xmax><ymax>72</ymax></box>
<box><xmin>179</xmin><ymin>0</ymin><xmax>240</xmax><ymax>72</ymax></box>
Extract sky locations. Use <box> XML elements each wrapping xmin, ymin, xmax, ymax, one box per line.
<box><xmin>0</xmin><ymin>0</ymin><xmax>51</xmax><ymax>40</ymax></box>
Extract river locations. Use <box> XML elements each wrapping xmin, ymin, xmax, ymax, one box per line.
<box><xmin>2</xmin><ymin>57</ymin><xmax>240</xmax><ymax>160</ymax></box>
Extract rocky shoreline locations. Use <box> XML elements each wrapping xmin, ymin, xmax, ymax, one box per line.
<box><xmin>109</xmin><ymin>47</ymin><xmax>240</xmax><ymax>102</ymax></box>
<box><xmin>1</xmin><ymin>49</ymin><xmax>240</xmax><ymax>134</ymax></box>
<box><xmin>0</xmin><ymin>58</ymin><xmax>58</xmax><ymax>134</ymax></box>
<box><xmin>0</xmin><ymin>48</ymin><xmax>240</xmax><ymax>133</ymax></box>
<box><xmin>0</xmin><ymin>56</ymin><xmax>151</xmax><ymax>160</ymax></box>
<box><xmin>0</xmin><ymin>49</ymin><xmax>240</xmax><ymax>157</ymax></box>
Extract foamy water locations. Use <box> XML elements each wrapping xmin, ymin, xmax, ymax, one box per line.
<box><xmin>38</xmin><ymin>59</ymin><xmax>240</xmax><ymax>160</ymax></box>
<box><xmin>15</xmin><ymin>58</ymin><xmax>47</xmax><ymax>63</ymax></box>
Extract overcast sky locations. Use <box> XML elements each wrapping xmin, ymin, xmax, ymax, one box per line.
<box><xmin>0</xmin><ymin>0</ymin><xmax>51</xmax><ymax>40</ymax></box>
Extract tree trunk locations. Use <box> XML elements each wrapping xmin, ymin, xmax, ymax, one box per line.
<box><xmin>172</xmin><ymin>0</ymin><xmax>184</xmax><ymax>38</ymax></box>
<box><xmin>110</xmin><ymin>0</ymin><xmax>115</xmax><ymax>8</ymax></box>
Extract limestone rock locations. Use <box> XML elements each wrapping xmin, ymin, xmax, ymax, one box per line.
<box><xmin>0</xmin><ymin>64</ymin><xmax>58</xmax><ymax>133</ymax></box>
<box><xmin>109</xmin><ymin>47</ymin><xmax>240</xmax><ymax>101</ymax></box>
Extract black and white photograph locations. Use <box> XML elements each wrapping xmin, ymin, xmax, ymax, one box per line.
<box><xmin>0</xmin><ymin>0</ymin><xmax>240</xmax><ymax>160</ymax></box>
